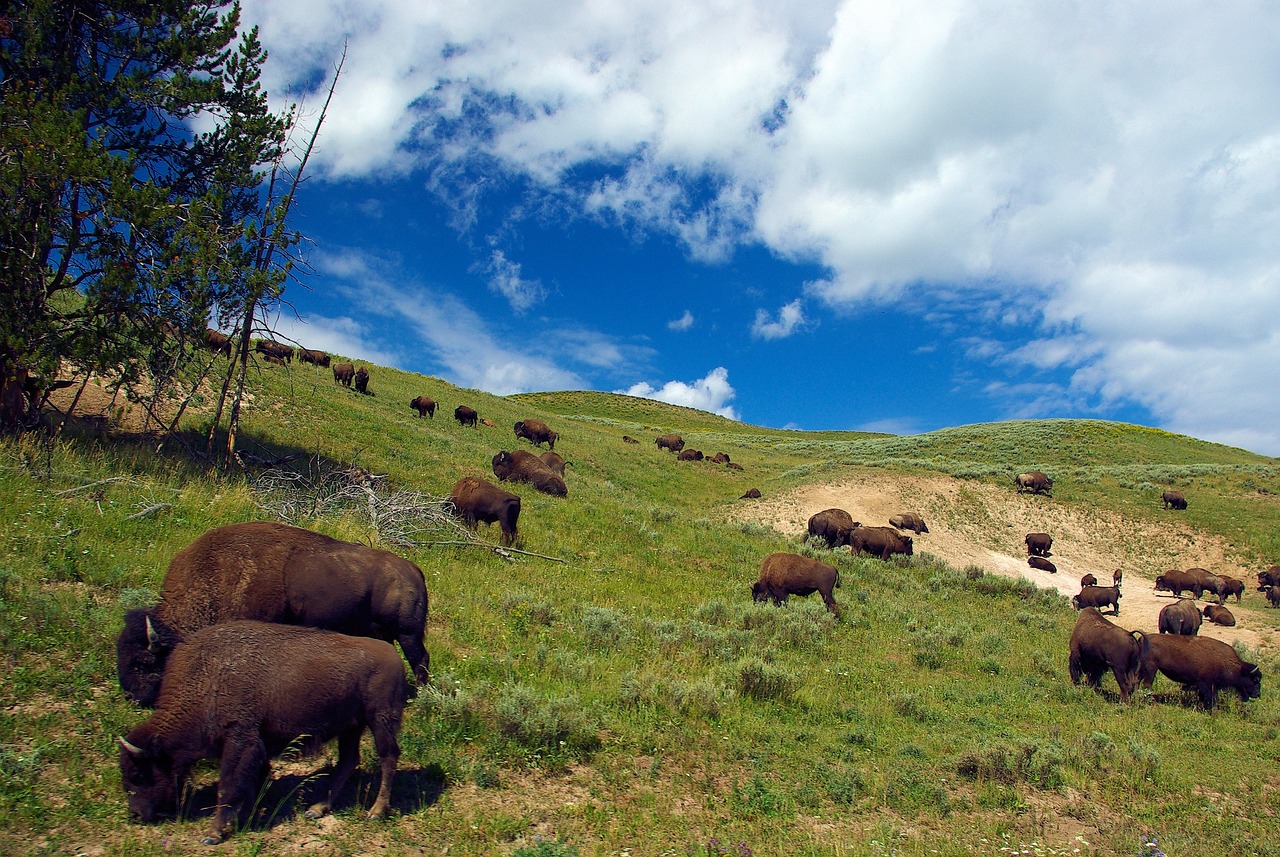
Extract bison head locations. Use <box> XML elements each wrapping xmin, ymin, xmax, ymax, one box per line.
<box><xmin>116</xmin><ymin>609</ymin><xmax>180</xmax><ymax>707</ymax></box>
<box><xmin>119</xmin><ymin>734</ymin><xmax>178</xmax><ymax>822</ymax></box>
<box><xmin>751</xmin><ymin>581</ymin><xmax>769</xmax><ymax>603</ymax></box>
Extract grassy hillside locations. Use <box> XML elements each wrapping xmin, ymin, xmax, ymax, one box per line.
<box><xmin>2</xmin><ymin>355</ymin><xmax>1280</xmax><ymax>856</ymax></box>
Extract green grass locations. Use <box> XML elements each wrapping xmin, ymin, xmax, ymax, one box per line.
<box><xmin>1</xmin><ymin>356</ymin><xmax>1279</xmax><ymax>855</ymax></box>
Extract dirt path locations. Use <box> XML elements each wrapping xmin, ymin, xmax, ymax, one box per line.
<box><xmin>729</xmin><ymin>473</ymin><xmax>1278</xmax><ymax>654</ymax></box>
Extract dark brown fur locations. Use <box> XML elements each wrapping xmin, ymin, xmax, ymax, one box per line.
<box><xmin>676</xmin><ymin>448</ymin><xmax>704</xmax><ymax>461</ymax></box>
<box><xmin>202</xmin><ymin>328</ymin><xmax>232</xmax><ymax>357</ymax></box>
<box><xmin>492</xmin><ymin>449</ymin><xmax>567</xmax><ymax>497</ymax></box>
<box><xmin>539</xmin><ymin>451</ymin><xmax>568</xmax><ymax>475</ymax></box>
<box><xmin>1203</xmin><ymin>604</ymin><xmax>1236</xmax><ymax>626</ymax></box>
<box><xmin>849</xmin><ymin>526</ymin><xmax>913</xmax><ymax>560</ymax></box>
<box><xmin>739</xmin><ymin>487</ymin><xmax>762</xmax><ymax>499</ymax></box>
<box><xmin>807</xmin><ymin>508</ymin><xmax>859</xmax><ymax>549</ymax></box>
<box><xmin>332</xmin><ymin>362</ymin><xmax>355</xmax><ymax>386</ymax></box>
<box><xmin>1068</xmin><ymin>607</ymin><xmax>1149</xmax><ymax>702</ymax></box>
<box><xmin>1158</xmin><ymin>598</ymin><xmax>1202</xmax><ymax>635</ymax></box>
<box><xmin>450</xmin><ymin>476</ymin><xmax>520</xmax><ymax>545</ymax></box>
<box><xmin>299</xmin><ymin>348</ymin><xmax>330</xmax><ymax>367</ymax></box>
<box><xmin>1025</xmin><ymin>532</ymin><xmax>1053</xmax><ymax>557</ymax></box>
<box><xmin>119</xmin><ymin>622</ymin><xmax>407</xmax><ymax>845</ymax></box>
<box><xmin>1162</xmin><ymin>490</ymin><xmax>1187</xmax><ymax>510</ymax></box>
<box><xmin>751</xmin><ymin>552</ymin><xmax>840</xmax><ymax>614</ymax></box>
<box><xmin>514</xmin><ymin>418</ymin><xmax>558</xmax><ymax>449</ymax></box>
<box><xmin>255</xmin><ymin>339</ymin><xmax>294</xmax><ymax>363</ymax></box>
<box><xmin>888</xmin><ymin>512</ymin><xmax>928</xmax><ymax>534</ymax></box>
<box><xmin>1072</xmin><ymin>585</ymin><xmax>1122</xmax><ymax>615</ymax></box>
<box><xmin>1028</xmin><ymin>556</ymin><xmax>1057</xmax><ymax>573</ymax></box>
<box><xmin>410</xmin><ymin>396</ymin><xmax>436</xmax><ymax>418</ymax></box>
<box><xmin>1138</xmin><ymin>633</ymin><xmax>1262</xmax><ymax>708</ymax></box>
<box><xmin>1015</xmin><ymin>471</ymin><xmax>1053</xmax><ymax>495</ymax></box>
<box><xmin>354</xmin><ymin>367</ymin><xmax>369</xmax><ymax>394</ymax></box>
<box><xmin>655</xmin><ymin>433</ymin><xmax>684</xmax><ymax>452</ymax></box>
<box><xmin>1080</xmin><ymin>573</ymin><xmax>1098</xmax><ymax>587</ymax></box>
<box><xmin>454</xmin><ymin>405</ymin><xmax>478</xmax><ymax>427</ymax></box>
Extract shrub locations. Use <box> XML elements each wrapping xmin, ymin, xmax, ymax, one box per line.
<box><xmin>578</xmin><ymin>605</ymin><xmax>632</xmax><ymax>649</ymax></box>
<box><xmin>733</xmin><ymin>657</ymin><xmax>797</xmax><ymax>702</ymax></box>
<box><xmin>494</xmin><ymin>684</ymin><xmax>601</xmax><ymax>756</ymax></box>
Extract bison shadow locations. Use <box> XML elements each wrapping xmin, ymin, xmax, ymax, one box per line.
<box><xmin>172</xmin><ymin>763</ymin><xmax>445</xmax><ymax>835</ymax></box>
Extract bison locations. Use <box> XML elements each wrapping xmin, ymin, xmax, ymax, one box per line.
<box><xmin>539</xmin><ymin>451</ymin><xmax>568</xmax><ymax>476</ymax></box>
<box><xmin>513</xmin><ymin>418</ymin><xmax>558</xmax><ymax>449</ymax></box>
<box><xmin>492</xmin><ymin>449</ymin><xmax>567</xmax><ymax>497</ymax></box>
<box><xmin>354</xmin><ymin>367</ymin><xmax>369</xmax><ymax>394</ymax></box>
<box><xmin>850</xmin><ymin>526</ymin><xmax>913</xmax><ymax>560</ymax></box>
<box><xmin>1216</xmin><ymin>576</ymin><xmax>1245</xmax><ymax>603</ymax></box>
<box><xmin>119</xmin><ymin>622</ymin><xmax>407</xmax><ymax>845</ymax></box>
<box><xmin>709</xmin><ymin>452</ymin><xmax>731</xmax><ymax>465</ymax></box>
<box><xmin>1113</xmin><ymin>568</ymin><xmax>1124</xmax><ymax>589</ymax></box>
<box><xmin>333</xmin><ymin>362</ymin><xmax>355</xmax><ymax>386</ymax></box>
<box><xmin>255</xmin><ymin>339</ymin><xmax>293</xmax><ymax>363</ymax></box>
<box><xmin>676</xmin><ymin>448</ymin><xmax>704</xmax><ymax>461</ymax></box>
<box><xmin>1015</xmin><ymin>471</ymin><xmax>1053</xmax><ymax>495</ymax></box>
<box><xmin>739</xmin><ymin>488</ymin><xmax>762</xmax><ymax>500</ymax></box>
<box><xmin>1138</xmin><ymin>633</ymin><xmax>1262</xmax><ymax>709</ymax></box>
<box><xmin>655</xmin><ymin>433</ymin><xmax>685</xmax><ymax>452</ymax></box>
<box><xmin>1158</xmin><ymin>598</ymin><xmax>1202</xmax><ymax>635</ymax></box>
<box><xmin>1080</xmin><ymin>573</ymin><xmax>1098</xmax><ymax>587</ymax></box>
<box><xmin>450</xmin><ymin>476</ymin><xmax>520</xmax><ymax>545</ymax></box>
<box><xmin>1155</xmin><ymin>568</ymin><xmax>1215</xmax><ymax>600</ymax></box>
<box><xmin>1068</xmin><ymin>607</ymin><xmax>1150</xmax><ymax>702</ymax></box>
<box><xmin>1203</xmin><ymin>604</ymin><xmax>1236</xmax><ymax>627</ymax></box>
<box><xmin>1258</xmin><ymin>567</ymin><xmax>1280</xmax><ymax>591</ymax></box>
<box><xmin>1025</xmin><ymin>532</ymin><xmax>1053</xmax><ymax>557</ymax></box>
<box><xmin>1072</xmin><ymin>585</ymin><xmax>1122</xmax><ymax>615</ymax></box>
<box><xmin>202</xmin><ymin>328</ymin><xmax>232</xmax><ymax>357</ymax></box>
<box><xmin>410</xmin><ymin>396</ymin><xmax>436</xmax><ymax>418</ymax></box>
<box><xmin>115</xmin><ymin>522</ymin><xmax>429</xmax><ymax>708</ymax></box>
<box><xmin>262</xmin><ymin>353</ymin><xmax>286</xmax><ymax>366</ymax></box>
<box><xmin>454</xmin><ymin>405</ymin><xmax>478</xmax><ymax>427</ymax></box>
<box><xmin>298</xmin><ymin>348</ymin><xmax>330</xmax><ymax>367</ymax></box>
<box><xmin>1162</xmin><ymin>490</ymin><xmax>1187</xmax><ymax>510</ymax></box>
<box><xmin>751</xmin><ymin>552</ymin><xmax>840</xmax><ymax>614</ymax></box>
<box><xmin>889</xmin><ymin>512</ymin><xmax>929</xmax><ymax>534</ymax></box>
<box><xmin>1267</xmin><ymin>585</ymin><xmax>1280</xmax><ymax>608</ymax></box>
<box><xmin>1028</xmin><ymin>556</ymin><xmax>1057</xmax><ymax>573</ymax></box>
<box><xmin>622</xmin><ymin>435</ymin><xmax>639</xmax><ymax>444</ymax></box>
<box><xmin>807</xmin><ymin>508</ymin><xmax>859</xmax><ymax>549</ymax></box>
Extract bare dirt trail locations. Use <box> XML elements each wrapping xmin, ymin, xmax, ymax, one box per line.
<box><xmin>728</xmin><ymin>473</ymin><xmax>1279</xmax><ymax>654</ymax></box>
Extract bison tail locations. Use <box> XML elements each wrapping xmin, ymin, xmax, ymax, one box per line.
<box><xmin>834</xmin><ymin>569</ymin><xmax>842</xmax><ymax>589</ymax></box>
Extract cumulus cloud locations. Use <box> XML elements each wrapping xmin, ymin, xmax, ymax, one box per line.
<box><xmin>619</xmin><ymin>367</ymin><xmax>739</xmax><ymax>419</ymax></box>
<box><xmin>751</xmin><ymin>299</ymin><xmax>807</xmax><ymax>340</ymax></box>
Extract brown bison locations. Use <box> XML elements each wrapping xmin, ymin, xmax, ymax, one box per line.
<box><xmin>332</xmin><ymin>362</ymin><xmax>356</xmax><ymax>386</ymax></box>
<box><xmin>1258</xmin><ymin>567</ymin><xmax>1280</xmax><ymax>591</ymax></box>
<box><xmin>514</xmin><ymin>418</ymin><xmax>558</xmax><ymax>449</ymax></box>
<box><xmin>1113</xmin><ymin>568</ymin><xmax>1124</xmax><ymax>589</ymax></box>
<box><xmin>751</xmin><ymin>552</ymin><xmax>841</xmax><ymax>614</ymax></box>
<box><xmin>410</xmin><ymin>396</ymin><xmax>436</xmax><ymax>418</ymax></box>
<box><xmin>115</xmin><ymin>522</ymin><xmax>429</xmax><ymax>707</ymax></box>
<box><xmin>1161</xmin><ymin>490</ymin><xmax>1187</xmax><ymax>510</ymax></box>
<box><xmin>539</xmin><ymin>450</ymin><xmax>568</xmax><ymax>475</ymax></box>
<box><xmin>850</xmin><ymin>526</ymin><xmax>913</xmax><ymax>560</ymax></box>
<box><xmin>255</xmin><ymin>339</ymin><xmax>294</xmax><ymax>363</ymax></box>
<box><xmin>119</xmin><ymin>622</ymin><xmax>407</xmax><ymax>845</ymax></box>
<box><xmin>655</xmin><ymin>433</ymin><xmax>685</xmax><ymax>452</ymax></box>
<box><xmin>1158</xmin><ymin>598</ymin><xmax>1202</xmax><ymax>635</ymax></box>
<box><xmin>492</xmin><ymin>449</ymin><xmax>567</xmax><ymax>497</ymax></box>
<box><xmin>1015</xmin><ymin>471</ymin><xmax>1053</xmax><ymax>495</ymax></box>
<box><xmin>1154</xmin><ymin>568</ymin><xmax>1215</xmax><ymax>599</ymax></box>
<box><xmin>262</xmin><ymin>353</ymin><xmax>286</xmax><ymax>366</ymax></box>
<box><xmin>1080</xmin><ymin>573</ymin><xmax>1098</xmax><ymax>587</ymax></box>
<box><xmin>1025</xmin><ymin>532</ymin><xmax>1053</xmax><ymax>557</ymax></box>
<box><xmin>298</xmin><ymin>348</ymin><xmax>330</xmax><ymax>367</ymax></box>
<box><xmin>1072</xmin><ymin>585</ymin><xmax>1122</xmax><ymax>615</ymax></box>
<box><xmin>1028</xmin><ymin>556</ymin><xmax>1057</xmax><ymax>573</ymax></box>
<box><xmin>480</xmin><ymin>418</ymin><xmax>497</xmax><ymax>427</ymax></box>
<box><xmin>739</xmin><ymin>488</ymin><xmax>762</xmax><ymax>499</ymax></box>
<box><xmin>622</xmin><ymin>435</ymin><xmax>640</xmax><ymax>444</ymax></box>
<box><xmin>889</xmin><ymin>512</ymin><xmax>929</xmax><ymax>534</ymax></box>
<box><xmin>1138</xmin><ymin>633</ymin><xmax>1262</xmax><ymax>708</ymax></box>
<box><xmin>454</xmin><ymin>405</ymin><xmax>478</xmax><ymax>427</ymax></box>
<box><xmin>1216</xmin><ymin>576</ymin><xmax>1245</xmax><ymax>603</ymax></box>
<box><xmin>1203</xmin><ymin>604</ymin><xmax>1236</xmax><ymax>626</ymax></box>
<box><xmin>450</xmin><ymin>476</ymin><xmax>520</xmax><ymax>545</ymax></box>
<box><xmin>202</xmin><ymin>328</ymin><xmax>232</xmax><ymax>357</ymax></box>
<box><xmin>676</xmin><ymin>448</ymin><xmax>704</xmax><ymax>461</ymax></box>
<box><xmin>709</xmin><ymin>452</ymin><xmax>731</xmax><ymax>464</ymax></box>
<box><xmin>807</xmin><ymin>508</ymin><xmax>859</xmax><ymax>549</ymax></box>
<box><xmin>354</xmin><ymin>366</ymin><xmax>369</xmax><ymax>394</ymax></box>
<box><xmin>1068</xmin><ymin>607</ymin><xmax>1150</xmax><ymax>702</ymax></box>
<box><xmin>1267</xmin><ymin>585</ymin><xmax>1280</xmax><ymax>608</ymax></box>
<box><xmin>726</xmin><ymin>462</ymin><xmax>745</xmax><ymax>471</ymax></box>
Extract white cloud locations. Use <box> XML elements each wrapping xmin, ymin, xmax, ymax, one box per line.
<box><xmin>484</xmin><ymin>249</ymin><xmax>546</xmax><ymax>313</ymax></box>
<box><xmin>619</xmin><ymin>367</ymin><xmax>739</xmax><ymax>419</ymax></box>
<box><xmin>668</xmin><ymin>310</ymin><xmax>694</xmax><ymax>332</ymax></box>
<box><xmin>751</xmin><ymin>299</ymin><xmax>807</xmax><ymax>340</ymax></box>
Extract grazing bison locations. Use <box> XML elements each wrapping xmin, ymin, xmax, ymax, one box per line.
<box><xmin>115</xmin><ymin>522</ymin><xmax>429</xmax><ymax>707</ymax></box>
<box><xmin>450</xmin><ymin>476</ymin><xmax>520</xmax><ymax>545</ymax></box>
<box><xmin>808</xmin><ymin>508</ymin><xmax>859</xmax><ymax>549</ymax></box>
<box><xmin>1158</xmin><ymin>598</ymin><xmax>1202</xmax><ymax>635</ymax></box>
<box><xmin>655</xmin><ymin>433</ymin><xmax>685</xmax><ymax>452</ymax></box>
<box><xmin>739</xmin><ymin>488</ymin><xmax>762</xmax><ymax>500</ymax></box>
<box><xmin>1267</xmin><ymin>585</ymin><xmax>1280</xmax><ymax>608</ymax></box>
<box><xmin>751</xmin><ymin>552</ymin><xmax>841</xmax><ymax>614</ymax></box>
<box><xmin>332</xmin><ymin>362</ymin><xmax>355</xmax><ymax>386</ymax></box>
<box><xmin>255</xmin><ymin>339</ymin><xmax>294</xmax><ymax>363</ymax></box>
<box><xmin>710</xmin><ymin>452</ymin><xmax>731</xmax><ymax>464</ymax></box>
<box><xmin>1113</xmin><ymin>568</ymin><xmax>1124</xmax><ymax>589</ymax></box>
<box><xmin>492</xmin><ymin>450</ymin><xmax>568</xmax><ymax>497</ymax></box>
<box><xmin>262</xmin><ymin>353</ymin><xmax>286</xmax><ymax>366</ymax></box>
<box><xmin>676</xmin><ymin>448</ymin><xmax>704</xmax><ymax>461</ymax></box>
<box><xmin>454</xmin><ymin>405</ymin><xmax>478</xmax><ymax>427</ymax></box>
<box><xmin>1015</xmin><ymin>471</ymin><xmax>1053</xmax><ymax>495</ymax></box>
<box><xmin>622</xmin><ymin>435</ymin><xmax>639</xmax><ymax>444</ymax></box>
<box><xmin>539</xmin><ymin>451</ymin><xmax>568</xmax><ymax>476</ymax></box>
<box><xmin>298</xmin><ymin>348</ymin><xmax>330</xmax><ymax>367</ymax></box>
<box><xmin>1080</xmin><ymin>573</ymin><xmax>1098</xmax><ymax>587</ymax></box>
<box><xmin>1216</xmin><ymin>576</ymin><xmax>1245</xmax><ymax>603</ymax></box>
<box><xmin>1258</xmin><ymin>567</ymin><xmax>1280</xmax><ymax>591</ymax></box>
<box><xmin>119</xmin><ymin>622</ymin><xmax>407</xmax><ymax>845</ymax></box>
<box><xmin>1203</xmin><ymin>604</ymin><xmax>1236</xmax><ymax>626</ymax></box>
<box><xmin>1072</xmin><ymin>585</ymin><xmax>1122</xmax><ymax>615</ymax></box>
<box><xmin>1138</xmin><ymin>633</ymin><xmax>1262</xmax><ymax>708</ymax></box>
<box><xmin>514</xmin><ymin>418</ymin><xmax>559</xmax><ymax>449</ymax></box>
<box><xmin>1068</xmin><ymin>607</ymin><xmax>1150</xmax><ymax>703</ymax></box>
<box><xmin>1025</xmin><ymin>532</ymin><xmax>1053</xmax><ymax>557</ymax></box>
<box><xmin>1162</xmin><ymin>490</ymin><xmax>1188</xmax><ymax>510</ymax></box>
<box><xmin>1155</xmin><ymin>568</ymin><xmax>1215</xmax><ymax>600</ymax></box>
<box><xmin>889</xmin><ymin>512</ymin><xmax>929</xmax><ymax>534</ymax></box>
<box><xmin>1028</xmin><ymin>556</ymin><xmax>1057</xmax><ymax>574</ymax></box>
<box><xmin>409</xmin><ymin>396</ymin><xmax>436</xmax><ymax>418</ymax></box>
<box><xmin>850</xmin><ymin>526</ymin><xmax>913</xmax><ymax>560</ymax></box>
<box><xmin>354</xmin><ymin>367</ymin><xmax>369</xmax><ymax>394</ymax></box>
<box><xmin>202</xmin><ymin>328</ymin><xmax>232</xmax><ymax>357</ymax></box>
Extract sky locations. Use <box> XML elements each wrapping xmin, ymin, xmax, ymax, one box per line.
<box><xmin>236</xmin><ymin>0</ymin><xmax>1280</xmax><ymax>456</ymax></box>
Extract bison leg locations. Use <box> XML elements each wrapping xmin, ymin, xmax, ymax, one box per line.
<box><xmin>398</xmin><ymin>630</ymin><xmax>430</xmax><ymax>687</ymax></box>
<box><xmin>308</xmin><ymin>729</ymin><xmax>362</xmax><ymax>819</ymax></box>
<box><xmin>820</xmin><ymin>588</ymin><xmax>839</xmax><ymax>615</ymax></box>
<box><xmin>208</xmin><ymin>735</ymin><xmax>268</xmax><ymax>844</ymax></box>
<box><xmin>365</xmin><ymin>717</ymin><xmax>402</xmax><ymax>820</ymax></box>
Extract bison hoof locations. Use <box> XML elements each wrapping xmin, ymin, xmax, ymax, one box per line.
<box><xmin>304</xmin><ymin>802</ymin><xmax>331</xmax><ymax>820</ymax></box>
<box><xmin>200</xmin><ymin>835</ymin><xmax>224</xmax><ymax>846</ymax></box>
<box><xmin>366</xmin><ymin>805</ymin><xmax>389</xmax><ymax>820</ymax></box>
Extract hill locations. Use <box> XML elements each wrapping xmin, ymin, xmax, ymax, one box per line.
<box><xmin>3</xmin><ymin>357</ymin><xmax>1280</xmax><ymax>856</ymax></box>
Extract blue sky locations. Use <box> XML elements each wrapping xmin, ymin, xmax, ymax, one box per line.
<box><xmin>241</xmin><ymin>1</ymin><xmax>1280</xmax><ymax>455</ymax></box>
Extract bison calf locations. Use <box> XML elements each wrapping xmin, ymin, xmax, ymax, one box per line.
<box><xmin>1203</xmin><ymin>604</ymin><xmax>1236</xmax><ymax>627</ymax></box>
<box><xmin>751</xmin><ymin>552</ymin><xmax>840</xmax><ymax>614</ymax></box>
<box><xmin>120</xmin><ymin>622</ymin><xmax>408</xmax><ymax>845</ymax></box>
<box><xmin>1138</xmin><ymin>633</ymin><xmax>1262</xmax><ymax>709</ymax></box>
<box><xmin>1068</xmin><ymin>607</ymin><xmax>1150</xmax><ymax>703</ymax></box>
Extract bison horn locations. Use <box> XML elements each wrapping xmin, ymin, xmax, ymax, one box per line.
<box><xmin>145</xmin><ymin>615</ymin><xmax>160</xmax><ymax>650</ymax></box>
<box><xmin>118</xmin><ymin>736</ymin><xmax>144</xmax><ymax>755</ymax></box>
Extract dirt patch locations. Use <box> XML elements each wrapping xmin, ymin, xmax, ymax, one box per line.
<box><xmin>729</xmin><ymin>472</ymin><xmax>1278</xmax><ymax>655</ymax></box>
